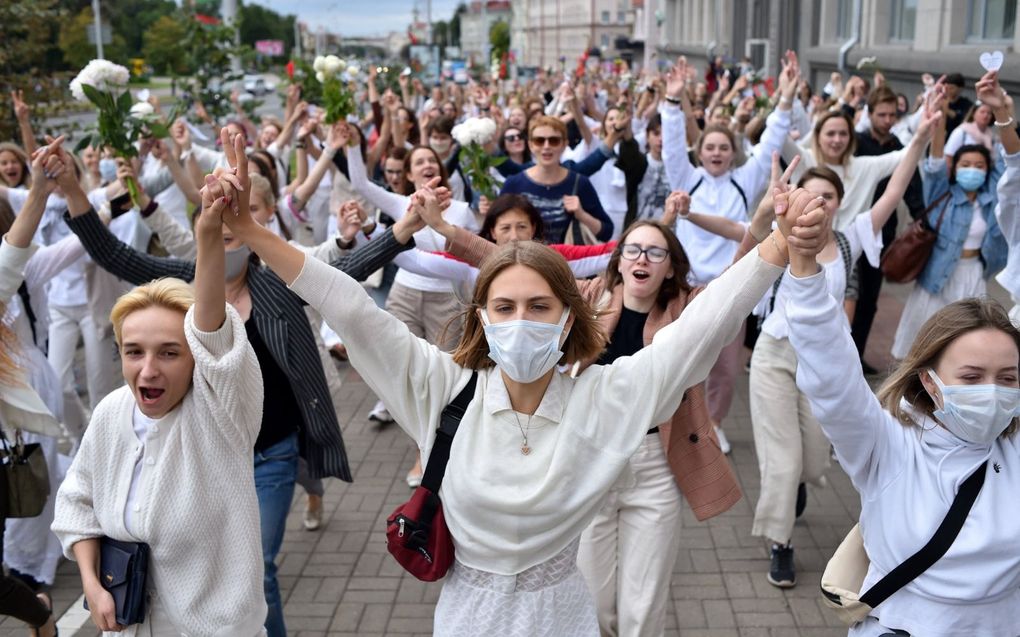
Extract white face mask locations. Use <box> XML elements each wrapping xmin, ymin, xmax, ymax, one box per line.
<box><xmin>927</xmin><ymin>370</ymin><xmax>1020</xmax><ymax>444</ymax></box>
<box><xmin>224</xmin><ymin>245</ymin><xmax>251</xmax><ymax>281</ymax></box>
<box><xmin>481</xmin><ymin>308</ymin><xmax>571</xmax><ymax>384</ymax></box>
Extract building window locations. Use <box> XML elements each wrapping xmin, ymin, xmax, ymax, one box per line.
<box><xmin>889</xmin><ymin>0</ymin><xmax>917</xmax><ymax>42</ymax></box>
<box><xmin>968</xmin><ymin>0</ymin><xmax>1017</xmax><ymax>41</ymax></box>
<box><xmin>601</xmin><ymin>10</ymin><xmax>610</xmax><ymax>23</ymax></box>
<box><xmin>618</xmin><ymin>10</ymin><xmax>626</xmax><ymax>23</ymax></box>
<box><xmin>601</xmin><ymin>33</ymin><xmax>610</xmax><ymax>47</ymax></box>
<box><xmin>835</xmin><ymin>0</ymin><xmax>854</xmax><ymax>39</ymax></box>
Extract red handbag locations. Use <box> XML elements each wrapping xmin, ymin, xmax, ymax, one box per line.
<box><xmin>880</xmin><ymin>192</ymin><xmax>951</xmax><ymax>284</ymax></box>
<box><xmin>386</xmin><ymin>372</ymin><xmax>477</xmax><ymax>581</ymax></box>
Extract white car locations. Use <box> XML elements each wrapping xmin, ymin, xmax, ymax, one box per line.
<box><xmin>243</xmin><ymin>75</ymin><xmax>271</xmax><ymax>95</ymax></box>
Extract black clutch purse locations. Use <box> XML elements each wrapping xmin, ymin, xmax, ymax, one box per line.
<box><xmin>83</xmin><ymin>538</ymin><xmax>150</xmax><ymax>626</ymax></box>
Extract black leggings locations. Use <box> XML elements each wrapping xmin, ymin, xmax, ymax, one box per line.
<box><xmin>0</xmin><ymin>467</ymin><xmax>52</xmax><ymax>628</ymax></box>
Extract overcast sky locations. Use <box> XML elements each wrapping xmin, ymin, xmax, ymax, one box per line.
<box><xmin>246</xmin><ymin>0</ymin><xmax>464</xmax><ymax>38</ymax></box>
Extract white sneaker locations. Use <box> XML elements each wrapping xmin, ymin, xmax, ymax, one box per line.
<box><xmin>368</xmin><ymin>401</ymin><xmax>394</xmax><ymax>423</ymax></box>
<box><xmin>715</xmin><ymin>426</ymin><xmax>732</xmax><ymax>455</ymax></box>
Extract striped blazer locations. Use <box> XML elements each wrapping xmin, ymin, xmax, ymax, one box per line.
<box><xmin>65</xmin><ymin>208</ymin><xmax>412</xmax><ymax>481</ymax></box>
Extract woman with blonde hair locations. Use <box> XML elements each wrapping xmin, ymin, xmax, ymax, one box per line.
<box><xmin>53</xmin><ymin>159</ymin><xmax>268</xmax><ymax>634</ymax></box>
<box><xmin>218</xmin><ymin>131</ymin><xmax>830</xmax><ymax>633</ymax></box>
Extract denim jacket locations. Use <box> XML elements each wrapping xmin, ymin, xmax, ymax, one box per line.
<box><xmin>917</xmin><ymin>156</ymin><xmax>1008</xmax><ymax>295</ymax></box>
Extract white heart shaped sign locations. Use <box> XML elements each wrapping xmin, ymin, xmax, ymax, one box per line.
<box><xmin>980</xmin><ymin>50</ymin><xmax>1004</xmax><ymax>72</ymax></box>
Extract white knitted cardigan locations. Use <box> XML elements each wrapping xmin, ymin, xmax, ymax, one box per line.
<box><xmin>53</xmin><ymin>304</ymin><xmax>267</xmax><ymax>636</ymax></box>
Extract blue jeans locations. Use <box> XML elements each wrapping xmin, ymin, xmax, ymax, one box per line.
<box><xmin>255</xmin><ymin>433</ymin><xmax>299</xmax><ymax>637</ymax></box>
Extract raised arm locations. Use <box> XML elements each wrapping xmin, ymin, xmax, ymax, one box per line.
<box><xmin>4</xmin><ymin>139</ymin><xmax>63</xmax><ymax>250</ymax></box>
<box><xmin>344</xmin><ymin>130</ymin><xmax>411</xmax><ymax>219</ymax></box>
<box><xmin>870</xmin><ymin>100</ymin><xmax>941</xmax><ymax>234</ymax></box>
<box><xmin>292</xmin><ymin>122</ymin><xmax>343</xmax><ymax>208</ymax></box>
<box><xmin>10</xmin><ymin>90</ymin><xmax>37</xmax><ymax>154</ymax></box>
<box><xmin>661</xmin><ymin>62</ymin><xmax>697</xmax><ymax>192</ymax></box>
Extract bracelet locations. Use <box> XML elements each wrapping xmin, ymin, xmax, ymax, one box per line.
<box><xmin>140</xmin><ymin>199</ymin><xmax>159</xmax><ymax>218</ymax></box>
<box><xmin>295</xmin><ymin>140</ymin><xmax>306</xmax><ymax>150</ymax></box>
<box><xmin>665</xmin><ymin>96</ymin><xmax>682</xmax><ymax>105</ymax></box>
<box><xmin>995</xmin><ymin>116</ymin><xmax>1015</xmax><ymax>128</ymax></box>
<box><xmin>769</xmin><ymin>232</ymin><xmax>788</xmax><ymax>263</ymax></box>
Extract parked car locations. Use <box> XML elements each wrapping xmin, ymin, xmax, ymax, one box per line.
<box><xmin>243</xmin><ymin>74</ymin><xmax>271</xmax><ymax>95</ymax></box>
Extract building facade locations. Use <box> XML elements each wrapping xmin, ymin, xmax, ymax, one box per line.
<box><xmin>461</xmin><ymin>1</ymin><xmax>514</xmax><ymax>65</ymax></box>
<box><xmin>511</xmin><ymin>0</ymin><xmax>637</xmax><ymax>68</ymax></box>
<box><xmin>645</xmin><ymin>0</ymin><xmax>1019</xmax><ymax>96</ymax></box>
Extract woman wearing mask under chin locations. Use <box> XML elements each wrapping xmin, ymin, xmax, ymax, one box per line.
<box><xmin>220</xmin><ymin>132</ymin><xmax>832</xmax><ymax>634</ymax></box>
<box><xmin>892</xmin><ymin>73</ymin><xmax>1012</xmax><ymax>360</ymax></box>
<box><xmin>55</xmin><ymin>130</ymin><xmax>423</xmax><ymax>637</ymax></box>
<box><xmin>783</xmin><ymin>201</ymin><xmax>1020</xmax><ymax>635</ymax></box>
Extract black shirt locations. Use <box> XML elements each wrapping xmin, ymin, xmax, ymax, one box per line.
<box><xmin>946</xmin><ymin>96</ymin><xmax>974</xmax><ymax>137</ymax></box>
<box><xmin>597</xmin><ymin>306</ymin><xmax>649</xmax><ymax>366</ymax></box>
<box><xmin>855</xmin><ymin>129</ymin><xmax>926</xmax><ymax>226</ymax></box>
<box><xmin>246</xmin><ymin>318</ymin><xmax>301</xmax><ymax>451</ymax></box>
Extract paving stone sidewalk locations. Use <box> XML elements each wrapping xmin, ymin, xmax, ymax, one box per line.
<box><xmin>0</xmin><ymin>280</ymin><xmax>968</xmax><ymax>636</ymax></box>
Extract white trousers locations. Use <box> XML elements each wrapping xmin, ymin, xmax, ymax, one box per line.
<box><xmin>46</xmin><ymin>303</ymin><xmax>121</xmax><ymax>414</ymax></box>
<box><xmin>577</xmin><ymin>435</ymin><xmax>683</xmax><ymax>637</ymax></box>
<box><xmin>749</xmin><ymin>333</ymin><xmax>831</xmax><ymax>543</ymax></box>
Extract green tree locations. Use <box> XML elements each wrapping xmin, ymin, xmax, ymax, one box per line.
<box><xmin>107</xmin><ymin>0</ymin><xmax>177</xmax><ymax>59</ymax></box>
<box><xmin>58</xmin><ymin>7</ymin><xmax>128</xmax><ymax>69</ymax></box>
<box><xmin>239</xmin><ymin>2</ymin><xmax>295</xmax><ymax>57</ymax></box>
<box><xmin>489</xmin><ymin>20</ymin><xmax>510</xmax><ymax>60</ymax></box>
<box><xmin>433</xmin><ymin>20</ymin><xmax>449</xmax><ymax>47</ymax></box>
<box><xmin>143</xmin><ymin>14</ymin><xmax>189</xmax><ymax>75</ymax></box>
<box><xmin>450</xmin><ymin>3</ymin><xmax>467</xmax><ymax>47</ymax></box>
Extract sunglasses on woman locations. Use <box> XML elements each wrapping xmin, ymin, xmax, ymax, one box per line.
<box><xmin>504</xmin><ymin>133</ymin><xmax>525</xmax><ymax>143</ymax></box>
<box><xmin>530</xmin><ymin>135</ymin><xmax>563</xmax><ymax>147</ymax></box>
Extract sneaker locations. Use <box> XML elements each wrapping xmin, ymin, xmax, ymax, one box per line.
<box><xmin>368</xmin><ymin>401</ymin><xmax>394</xmax><ymax>424</ymax></box>
<box><xmin>406</xmin><ymin>469</ymin><xmax>422</xmax><ymax>489</ymax></box>
<box><xmin>767</xmin><ymin>543</ymin><xmax>796</xmax><ymax>588</ymax></box>
<box><xmin>714</xmin><ymin>426</ymin><xmax>732</xmax><ymax>455</ymax></box>
<box><xmin>303</xmin><ymin>494</ymin><xmax>323</xmax><ymax>531</ymax></box>
<box><xmin>795</xmin><ymin>482</ymin><xmax>807</xmax><ymax>518</ymax></box>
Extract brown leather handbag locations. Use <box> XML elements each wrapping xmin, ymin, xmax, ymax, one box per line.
<box><xmin>880</xmin><ymin>192</ymin><xmax>952</xmax><ymax>284</ymax></box>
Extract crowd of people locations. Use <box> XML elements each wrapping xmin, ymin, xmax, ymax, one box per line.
<box><xmin>0</xmin><ymin>48</ymin><xmax>1018</xmax><ymax>637</ymax></box>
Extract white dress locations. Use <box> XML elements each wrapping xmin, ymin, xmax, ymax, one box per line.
<box><xmin>892</xmin><ymin>202</ymin><xmax>987</xmax><ymax>359</ymax></box>
<box><xmin>434</xmin><ymin>540</ymin><xmax>598</xmax><ymax>637</ymax></box>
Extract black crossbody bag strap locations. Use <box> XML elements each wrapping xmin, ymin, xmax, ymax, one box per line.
<box><xmin>420</xmin><ymin>372</ymin><xmax>479</xmax><ymax>493</ymax></box>
<box><xmin>859</xmin><ymin>460</ymin><xmax>988</xmax><ymax>608</ymax></box>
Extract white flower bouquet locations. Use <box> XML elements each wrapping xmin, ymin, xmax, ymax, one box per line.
<box><xmin>313</xmin><ymin>55</ymin><xmax>357</xmax><ymax>124</ymax></box>
<box><xmin>70</xmin><ymin>59</ymin><xmax>176</xmax><ymax>202</ymax></box>
<box><xmin>451</xmin><ymin>117</ymin><xmax>504</xmax><ymax>200</ymax></box>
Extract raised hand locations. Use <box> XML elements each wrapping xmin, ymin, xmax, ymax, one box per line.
<box><xmin>662</xmin><ymin>190</ymin><xmax>690</xmax><ymax>226</ymax></box>
<box><xmin>11</xmin><ymin>89</ymin><xmax>29</xmax><ymax>121</ymax></box>
<box><xmin>29</xmin><ymin>136</ymin><xmax>66</xmax><ymax>194</ymax></box>
<box><xmin>777</xmin><ymin>50</ymin><xmax>800</xmax><ymax>104</ymax></box>
<box><xmin>975</xmin><ymin>70</ymin><xmax>1007</xmax><ymax>113</ymax></box>
<box><xmin>775</xmin><ymin>188</ymin><xmax>827</xmax><ymax>256</ymax></box>
<box><xmin>326</xmin><ymin>121</ymin><xmax>351</xmax><ymax>151</ymax></box>
<box><xmin>665</xmin><ymin>57</ymin><xmax>688</xmax><ymax>99</ymax></box>
<box><xmin>171</xmin><ymin>118</ymin><xmax>192</xmax><ymax>152</ymax></box>
<box><xmin>337</xmin><ymin>200</ymin><xmax>365</xmax><ymax>242</ymax></box>
<box><xmin>217</xmin><ymin>126</ymin><xmax>249</xmax><ymax>218</ymax></box>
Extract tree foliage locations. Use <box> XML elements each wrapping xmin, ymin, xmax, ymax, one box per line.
<box><xmin>239</xmin><ymin>2</ymin><xmax>295</xmax><ymax>57</ymax></box>
<box><xmin>489</xmin><ymin>20</ymin><xmax>510</xmax><ymax>60</ymax></box>
<box><xmin>59</xmin><ymin>7</ymin><xmax>129</xmax><ymax>69</ymax></box>
<box><xmin>143</xmin><ymin>15</ymin><xmax>189</xmax><ymax>75</ymax></box>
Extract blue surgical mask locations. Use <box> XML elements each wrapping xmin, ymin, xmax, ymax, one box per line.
<box><xmin>99</xmin><ymin>158</ymin><xmax>118</xmax><ymax>184</ymax></box>
<box><xmin>955</xmin><ymin>167</ymin><xmax>987</xmax><ymax>192</ymax></box>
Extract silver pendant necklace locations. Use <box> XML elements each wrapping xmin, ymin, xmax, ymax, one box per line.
<box><xmin>512</xmin><ymin>412</ymin><xmax>533</xmax><ymax>455</ymax></box>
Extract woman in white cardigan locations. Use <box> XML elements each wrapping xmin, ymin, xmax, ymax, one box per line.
<box><xmin>219</xmin><ymin>136</ymin><xmax>830</xmax><ymax>634</ymax></box>
<box><xmin>784</xmin><ymin>202</ymin><xmax>1020</xmax><ymax>635</ymax></box>
<box><xmin>53</xmin><ymin>145</ymin><xmax>267</xmax><ymax>636</ymax></box>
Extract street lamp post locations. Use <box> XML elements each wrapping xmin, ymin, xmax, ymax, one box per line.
<box><xmin>92</xmin><ymin>0</ymin><xmax>104</xmax><ymax>59</ymax></box>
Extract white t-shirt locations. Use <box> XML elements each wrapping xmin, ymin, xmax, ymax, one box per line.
<box><xmin>124</xmin><ymin>405</ymin><xmax>166</xmax><ymax>536</ymax></box>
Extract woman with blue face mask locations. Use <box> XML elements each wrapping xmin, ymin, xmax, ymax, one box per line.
<box><xmin>892</xmin><ymin>72</ymin><xmax>1015</xmax><ymax>360</ymax></box>
<box><xmin>783</xmin><ymin>150</ymin><xmax>1020</xmax><ymax>635</ymax></box>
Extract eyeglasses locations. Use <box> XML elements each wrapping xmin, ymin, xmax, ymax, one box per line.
<box><xmin>620</xmin><ymin>243</ymin><xmax>669</xmax><ymax>263</ymax></box>
<box><xmin>530</xmin><ymin>135</ymin><xmax>563</xmax><ymax>147</ymax></box>
<box><xmin>504</xmin><ymin>133</ymin><xmax>525</xmax><ymax>143</ymax></box>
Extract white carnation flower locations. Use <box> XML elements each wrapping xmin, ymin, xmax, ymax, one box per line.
<box><xmin>313</xmin><ymin>56</ymin><xmax>326</xmax><ymax>72</ymax></box>
<box><xmin>315</xmin><ymin>71</ymin><xmax>326</xmax><ymax>83</ymax></box>
<box><xmin>69</xmin><ymin>59</ymin><xmax>131</xmax><ymax>102</ymax></box>
<box><xmin>346</xmin><ymin>65</ymin><xmax>359</xmax><ymax>77</ymax></box>
<box><xmin>452</xmin><ymin>117</ymin><xmax>497</xmax><ymax>147</ymax></box>
<box><xmin>130</xmin><ymin>102</ymin><xmax>154</xmax><ymax>118</ymax></box>
<box><xmin>324</xmin><ymin>55</ymin><xmax>344</xmax><ymax>76</ymax></box>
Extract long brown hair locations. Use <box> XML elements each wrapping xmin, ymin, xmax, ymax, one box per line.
<box><xmin>451</xmin><ymin>241</ymin><xmax>605</xmax><ymax>369</ymax></box>
<box><xmin>401</xmin><ymin>146</ymin><xmax>450</xmax><ymax>196</ymax></box>
<box><xmin>603</xmin><ymin>220</ymin><xmax>692</xmax><ymax>309</ymax></box>
<box><xmin>0</xmin><ymin>143</ymin><xmax>31</xmax><ymax>188</ymax></box>
<box><xmin>877</xmin><ymin>298</ymin><xmax>1020</xmax><ymax>437</ymax></box>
